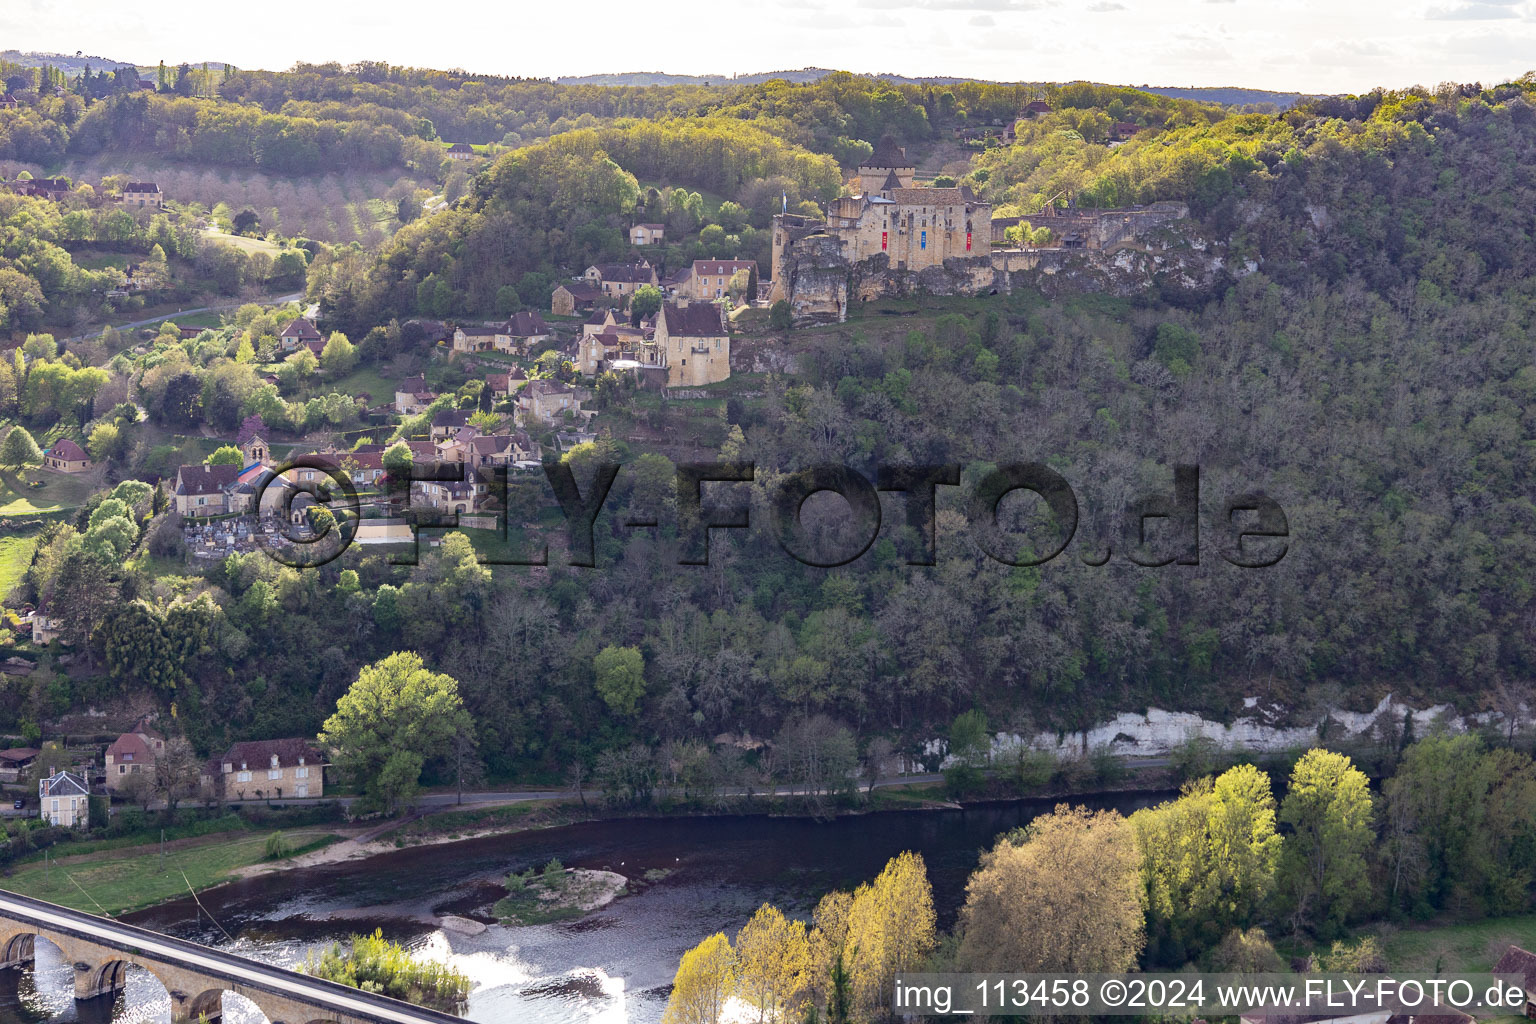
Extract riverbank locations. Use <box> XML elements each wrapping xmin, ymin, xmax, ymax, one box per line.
<box><xmin>3</xmin><ymin>827</ymin><xmax>342</xmax><ymax>915</ymax></box>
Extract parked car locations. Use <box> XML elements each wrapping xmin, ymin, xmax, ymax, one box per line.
<box><xmin>12</xmin><ymin>798</ymin><xmax>24</xmax><ymax>809</ymax></box>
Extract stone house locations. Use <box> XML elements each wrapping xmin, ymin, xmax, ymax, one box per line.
<box><xmin>431</xmin><ymin>409</ymin><xmax>470</xmax><ymax>440</ymax></box>
<box><xmin>690</xmin><ymin>259</ymin><xmax>756</xmax><ymax>301</ymax></box>
<box><xmin>551</xmin><ymin>282</ymin><xmax>601</xmax><ymax>316</ymax></box>
<box><xmin>42</xmin><ymin>439</ymin><xmax>91</xmax><ymax>474</ymax></box>
<box><xmin>447</xmin><ymin>142</ymin><xmax>475</xmax><ymax>161</ymax></box>
<box><xmin>278</xmin><ymin>317</ymin><xmax>323</xmax><ymax>354</ymax></box>
<box><xmin>630</xmin><ymin>223</ymin><xmax>666</xmax><ymax>246</ymax></box>
<box><xmin>452</xmin><ymin>325</ymin><xmax>501</xmax><ymax>352</ymax></box>
<box><xmin>395</xmin><ymin>376</ymin><xmax>437</xmax><ymax>415</ymax></box>
<box><xmin>204</xmin><ymin>739</ymin><xmax>323</xmax><ymax>802</ymax></box>
<box><xmin>174</xmin><ymin>464</ymin><xmax>241</xmax><ymax>516</ymax></box>
<box><xmin>653</xmin><ymin>301</ymin><xmax>730</xmax><ymax>387</ymax></box>
<box><xmin>486</xmin><ymin>368</ymin><xmax>527</xmax><ymax>399</ymax></box>
<box><xmin>119</xmin><ymin>182</ymin><xmax>163</xmax><ymax>209</ymax></box>
<box><xmin>39</xmin><ymin>770</ymin><xmax>89</xmax><ymax>827</ymax></box>
<box><xmin>584</xmin><ymin>261</ymin><xmax>657</xmax><ymax>304</ymax></box>
<box><xmin>517</xmin><ymin>380</ymin><xmax>581</xmax><ymax>424</ymax></box>
<box><xmin>104</xmin><ymin>719</ymin><xmax>165</xmax><ymax>792</ymax></box>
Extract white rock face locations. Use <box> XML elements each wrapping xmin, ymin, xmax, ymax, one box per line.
<box><xmin>921</xmin><ymin>694</ymin><xmax>1473</xmax><ymax>768</ymax></box>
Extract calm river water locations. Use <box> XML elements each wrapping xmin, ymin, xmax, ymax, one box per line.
<box><xmin>0</xmin><ymin>794</ymin><xmax>1163</xmax><ymax>1024</ymax></box>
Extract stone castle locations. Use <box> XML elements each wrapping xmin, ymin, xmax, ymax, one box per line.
<box><xmin>770</xmin><ymin>137</ymin><xmax>1191</xmax><ymax>324</ymax></box>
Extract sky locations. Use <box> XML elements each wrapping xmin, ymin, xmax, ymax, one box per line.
<box><xmin>5</xmin><ymin>0</ymin><xmax>1536</xmax><ymax>94</ymax></box>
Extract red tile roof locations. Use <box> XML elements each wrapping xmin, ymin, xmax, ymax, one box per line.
<box><xmin>281</xmin><ymin>317</ymin><xmax>323</xmax><ymax>341</ymax></box>
<box><xmin>107</xmin><ymin>732</ymin><xmax>156</xmax><ymax>762</ymax></box>
<box><xmin>47</xmin><ymin>438</ymin><xmax>87</xmax><ymax>461</ymax></box>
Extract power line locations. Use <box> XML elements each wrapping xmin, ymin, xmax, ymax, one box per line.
<box><xmin>179</xmin><ymin>869</ymin><xmax>237</xmax><ymax>944</ymax></box>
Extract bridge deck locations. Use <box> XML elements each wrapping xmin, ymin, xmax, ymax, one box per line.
<box><xmin>0</xmin><ymin>888</ymin><xmax>467</xmax><ymax>1024</ymax></box>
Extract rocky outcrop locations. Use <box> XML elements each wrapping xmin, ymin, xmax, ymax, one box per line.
<box><xmin>778</xmin><ymin>233</ymin><xmax>997</xmax><ymax>325</ymax></box>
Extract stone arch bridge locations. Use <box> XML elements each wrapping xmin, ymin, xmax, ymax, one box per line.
<box><xmin>0</xmin><ymin>889</ymin><xmax>465</xmax><ymax>1024</ymax></box>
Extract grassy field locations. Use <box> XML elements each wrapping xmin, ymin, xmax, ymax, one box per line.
<box><xmin>327</xmin><ymin>365</ymin><xmax>398</xmax><ymax>406</ymax></box>
<box><xmin>1354</xmin><ymin>914</ymin><xmax>1536</xmax><ymax>974</ymax></box>
<box><xmin>0</xmin><ymin>530</ymin><xmax>40</xmax><ymax>601</ymax></box>
<box><xmin>6</xmin><ymin>828</ymin><xmax>341</xmax><ymax>916</ymax></box>
<box><xmin>200</xmin><ymin>229</ymin><xmax>286</xmax><ymax>257</ymax></box>
<box><xmin>0</xmin><ymin>467</ymin><xmax>97</xmax><ymax>515</ymax></box>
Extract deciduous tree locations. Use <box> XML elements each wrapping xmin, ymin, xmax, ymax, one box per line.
<box><xmin>320</xmin><ymin>652</ymin><xmax>472</xmax><ymax>813</ymax></box>
<box><xmin>663</xmin><ymin>933</ymin><xmax>737</xmax><ymax>1024</ymax></box>
<box><xmin>959</xmin><ymin>805</ymin><xmax>1144</xmax><ymax>972</ymax></box>
<box><xmin>1277</xmin><ymin>749</ymin><xmax>1374</xmax><ymax>932</ymax></box>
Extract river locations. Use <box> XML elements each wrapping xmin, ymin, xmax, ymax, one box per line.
<box><xmin>0</xmin><ymin>794</ymin><xmax>1165</xmax><ymax>1024</ymax></box>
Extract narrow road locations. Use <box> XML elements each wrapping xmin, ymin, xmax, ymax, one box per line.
<box><xmin>63</xmin><ymin>292</ymin><xmax>305</xmax><ymax>343</ymax></box>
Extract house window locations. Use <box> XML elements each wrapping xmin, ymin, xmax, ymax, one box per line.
<box><xmin>296</xmin><ymin>766</ymin><xmax>309</xmax><ymax>779</ymax></box>
<box><xmin>51</xmin><ymin>799</ymin><xmax>58</xmax><ymax>813</ymax></box>
<box><xmin>268</xmin><ymin>769</ymin><xmax>282</xmax><ymax>780</ymax></box>
<box><xmin>118</xmin><ymin>765</ymin><xmax>126</xmax><ymax>774</ymax></box>
<box><xmin>237</xmin><ymin>771</ymin><xmax>252</xmax><ymax>783</ymax></box>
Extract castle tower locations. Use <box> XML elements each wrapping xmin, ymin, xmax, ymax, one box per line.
<box><xmin>857</xmin><ymin>136</ymin><xmax>915</xmax><ymax>195</ymax></box>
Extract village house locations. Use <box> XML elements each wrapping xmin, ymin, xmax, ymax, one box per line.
<box><xmin>42</xmin><ymin>438</ymin><xmax>91</xmax><ymax>474</ymax></box>
<box><xmin>104</xmin><ymin>718</ymin><xmax>166</xmax><ymax>792</ymax></box>
<box><xmin>119</xmin><ymin>181</ymin><xmax>164</xmax><ymax>209</ymax></box>
<box><xmin>8</xmin><ymin>178</ymin><xmax>71</xmax><ymax>201</ymax></box>
<box><xmin>0</xmin><ymin>748</ymin><xmax>38</xmax><ymax>784</ymax></box>
<box><xmin>517</xmin><ymin>379</ymin><xmax>582</xmax><ymax>424</ymax></box>
<box><xmin>486</xmin><ymin>368</ymin><xmax>527</xmax><ymax>400</ymax></box>
<box><xmin>38</xmin><ymin>770</ymin><xmax>89</xmax><ymax>827</ymax></box>
<box><xmin>551</xmin><ymin>281</ymin><xmax>601</xmax><ymax>316</ymax></box>
<box><xmin>395</xmin><ymin>375</ymin><xmax>438</xmax><ymax>415</ymax></box>
<box><xmin>451</xmin><ymin>324</ymin><xmax>501</xmax><ymax>353</ymax></box>
<box><xmin>30</xmin><ymin>612</ymin><xmax>63</xmax><ymax>645</ymax></box>
<box><xmin>1021</xmin><ymin>100</ymin><xmax>1053</xmax><ymax>119</ymax></box>
<box><xmin>204</xmin><ymin>738</ymin><xmax>324</xmax><ymax>802</ymax></box>
<box><xmin>446</xmin><ymin>142</ymin><xmax>475</xmax><ymax>161</ymax></box>
<box><xmin>437</xmin><ymin>424</ymin><xmax>538</xmax><ymax>467</ymax></box>
<box><xmin>279</xmin><ymin>317</ymin><xmax>323</xmax><ymax>354</ymax></box>
<box><xmin>431</xmin><ymin>408</ymin><xmax>470</xmax><ymax>440</ymax></box>
<box><xmin>630</xmin><ymin>223</ymin><xmax>666</xmax><ymax>246</ymax></box>
<box><xmin>661</xmin><ymin>265</ymin><xmax>693</xmax><ymax>298</ymax></box>
<box><xmin>690</xmin><ymin>259</ymin><xmax>757</xmax><ymax>301</ymax></box>
<box><xmin>1494</xmin><ymin>945</ymin><xmax>1536</xmax><ymax>1017</ymax></box>
<box><xmin>412</xmin><ymin>474</ymin><xmax>490</xmax><ymax>514</ymax></box>
<box><xmin>653</xmin><ymin>300</ymin><xmax>731</xmax><ymax>386</ymax></box>
<box><xmin>506</xmin><ymin>310</ymin><xmax>552</xmax><ymax>352</ymax></box>
<box><xmin>584</xmin><ymin>261</ymin><xmax>658</xmax><ymax>304</ymax></box>
<box><xmin>173</xmin><ymin>463</ymin><xmax>242</xmax><ymax>516</ymax></box>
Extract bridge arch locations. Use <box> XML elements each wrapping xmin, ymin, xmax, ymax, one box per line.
<box><xmin>77</xmin><ymin>955</ymin><xmax>175</xmax><ymax>1011</ymax></box>
<box><xmin>189</xmin><ymin>986</ymin><xmax>225</xmax><ymax>1021</ymax></box>
<box><xmin>0</xmin><ymin>930</ymin><xmax>36</xmax><ymax>967</ymax></box>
